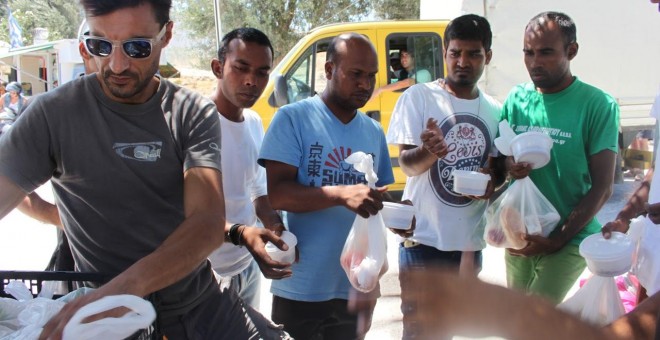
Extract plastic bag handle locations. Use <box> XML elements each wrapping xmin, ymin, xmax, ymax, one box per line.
<box><xmin>63</xmin><ymin>294</ymin><xmax>156</xmax><ymax>340</ymax></box>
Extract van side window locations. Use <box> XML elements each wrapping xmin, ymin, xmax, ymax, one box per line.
<box><xmin>386</xmin><ymin>33</ymin><xmax>443</xmax><ymax>87</ymax></box>
<box><xmin>284</xmin><ymin>39</ymin><xmax>331</xmax><ymax>104</ymax></box>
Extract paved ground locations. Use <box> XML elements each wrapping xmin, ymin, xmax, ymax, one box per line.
<box><xmin>0</xmin><ymin>179</ymin><xmax>641</xmax><ymax>339</ymax></box>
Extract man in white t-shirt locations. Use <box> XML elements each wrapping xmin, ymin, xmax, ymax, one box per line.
<box><xmin>603</xmin><ymin>88</ymin><xmax>660</xmax><ymax>300</ymax></box>
<box><xmin>207</xmin><ymin>27</ymin><xmax>292</xmax><ymax>309</ymax></box>
<box><xmin>386</xmin><ymin>14</ymin><xmax>503</xmax><ymax>339</ymax></box>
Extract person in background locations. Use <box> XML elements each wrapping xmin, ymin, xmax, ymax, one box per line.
<box><xmin>371</xmin><ymin>46</ymin><xmax>433</xmax><ymax>100</ymax></box>
<box><xmin>0</xmin><ymin>82</ymin><xmax>6</xmax><ymax>97</ymax></box>
<box><xmin>389</xmin><ymin>52</ymin><xmax>406</xmax><ymax>81</ymax></box>
<box><xmin>259</xmin><ymin>33</ymin><xmax>394</xmax><ymax>339</ymax></box>
<box><xmin>207</xmin><ymin>27</ymin><xmax>291</xmax><ymax>310</ymax></box>
<box><xmin>0</xmin><ymin>0</ymin><xmax>288</xmax><ymax>338</ymax></box>
<box><xmin>0</xmin><ymin>81</ymin><xmax>28</xmax><ymax>117</ymax></box>
<box><xmin>502</xmin><ymin>11</ymin><xmax>619</xmax><ymax>304</ymax></box>
<box><xmin>386</xmin><ymin>14</ymin><xmax>503</xmax><ymax>339</ymax></box>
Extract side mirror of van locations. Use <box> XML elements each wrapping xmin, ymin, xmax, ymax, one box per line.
<box><xmin>269</xmin><ymin>75</ymin><xmax>289</xmax><ymax>108</ymax></box>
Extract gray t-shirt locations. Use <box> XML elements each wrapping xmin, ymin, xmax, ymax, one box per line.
<box><xmin>0</xmin><ymin>75</ymin><xmax>222</xmax><ymax>315</ymax></box>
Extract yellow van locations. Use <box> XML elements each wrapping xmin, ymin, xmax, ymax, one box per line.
<box><xmin>252</xmin><ymin>20</ymin><xmax>450</xmax><ymax>192</ymax></box>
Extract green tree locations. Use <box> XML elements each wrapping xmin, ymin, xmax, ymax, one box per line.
<box><xmin>372</xmin><ymin>0</ymin><xmax>419</xmax><ymax>20</ymax></box>
<box><xmin>0</xmin><ymin>0</ymin><xmax>82</xmax><ymax>46</ymax></box>
<box><xmin>173</xmin><ymin>0</ymin><xmax>370</xmax><ymax>68</ymax></box>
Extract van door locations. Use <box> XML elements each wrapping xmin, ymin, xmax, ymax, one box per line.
<box><xmin>275</xmin><ymin>30</ymin><xmax>379</xmax><ymax>113</ymax></box>
<box><xmin>374</xmin><ymin>30</ymin><xmax>445</xmax><ymax>191</ymax></box>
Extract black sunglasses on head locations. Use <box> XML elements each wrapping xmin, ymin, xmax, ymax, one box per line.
<box><xmin>83</xmin><ymin>23</ymin><xmax>168</xmax><ymax>59</ymax></box>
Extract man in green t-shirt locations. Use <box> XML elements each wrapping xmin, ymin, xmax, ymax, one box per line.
<box><xmin>500</xmin><ymin>11</ymin><xmax>620</xmax><ymax>304</ymax></box>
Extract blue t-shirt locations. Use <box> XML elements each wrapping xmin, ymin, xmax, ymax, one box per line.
<box><xmin>259</xmin><ymin>95</ymin><xmax>394</xmax><ymax>302</ymax></box>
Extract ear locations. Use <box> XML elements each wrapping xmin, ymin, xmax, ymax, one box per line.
<box><xmin>160</xmin><ymin>21</ymin><xmax>174</xmax><ymax>49</ymax></box>
<box><xmin>211</xmin><ymin>59</ymin><xmax>223</xmax><ymax>79</ymax></box>
<box><xmin>324</xmin><ymin>61</ymin><xmax>334</xmax><ymax>80</ymax></box>
<box><xmin>567</xmin><ymin>42</ymin><xmax>578</xmax><ymax>60</ymax></box>
<box><xmin>78</xmin><ymin>41</ymin><xmax>90</xmax><ymax>60</ymax></box>
<box><xmin>485</xmin><ymin>49</ymin><xmax>493</xmax><ymax>65</ymax></box>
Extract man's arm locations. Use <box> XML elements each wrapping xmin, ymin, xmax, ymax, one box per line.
<box><xmin>0</xmin><ymin>175</ymin><xmax>28</xmax><ymax>221</ymax></box>
<box><xmin>238</xmin><ymin>195</ymin><xmax>291</xmax><ymax>279</ymax></box>
<box><xmin>602</xmin><ymin>166</ymin><xmax>653</xmax><ymax>237</ymax></box>
<box><xmin>604</xmin><ymin>289</ymin><xmax>660</xmax><ymax>340</ymax></box>
<box><xmin>398</xmin><ymin>118</ymin><xmax>447</xmax><ymax>177</ymax></box>
<box><xmin>17</xmin><ymin>192</ymin><xmax>62</xmax><ymax>228</ymax></box>
<box><xmin>40</xmin><ymin>167</ymin><xmax>226</xmax><ymax>339</ymax></box>
<box><xmin>511</xmin><ymin>149</ymin><xmax>616</xmax><ymax>256</ymax></box>
<box><xmin>408</xmin><ymin>269</ymin><xmax>613</xmax><ymax>340</ymax></box>
<box><xmin>264</xmin><ymin>160</ymin><xmax>386</xmax><ymax>218</ymax></box>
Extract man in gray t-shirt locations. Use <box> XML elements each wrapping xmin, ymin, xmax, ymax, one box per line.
<box><xmin>0</xmin><ymin>1</ymin><xmax>287</xmax><ymax>339</ymax></box>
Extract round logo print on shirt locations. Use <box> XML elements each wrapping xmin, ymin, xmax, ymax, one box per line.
<box><xmin>428</xmin><ymin>113</ymin><xmax>492</xmax><ymax>207</ymax></box>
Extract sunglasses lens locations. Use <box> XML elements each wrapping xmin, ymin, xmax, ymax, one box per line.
<box><xmin>123</xmin><ymin>40</ymin><xmax>152</xmax><ymax>59</ymax></box>
<box><xmin>85</xmin><ymin>38</ymin><xmax>113</xmax><ymax>57</ymax></box>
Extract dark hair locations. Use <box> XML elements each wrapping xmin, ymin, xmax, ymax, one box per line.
<box><xmin>527</xmin><ymin>11</ymin><xmax>577</xmax><ymax>46</ymax></box>
<box><xmin>444</xmin><ymin>14</ymin><xmax>492</xmax><ymax>51</ymax></box>
<box><xmin>217</xmin><ymin>27</ymin><xmax>274</xmax><ymax>63</ymax></box>
<box><xmin>79</xmin><ymin>0</ymin><xmax>171</xmax><ymax>27</ymax></box>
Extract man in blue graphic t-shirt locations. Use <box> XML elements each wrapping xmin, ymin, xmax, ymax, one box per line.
<box><xmin>259</xmin><ymin>33</ymin><xmax>394</xmax><ymax>340</ymax></box>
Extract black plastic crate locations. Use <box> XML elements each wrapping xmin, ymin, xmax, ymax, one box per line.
<box><xmin>0</xmin><ymin>270</ymin><xmax>160</xmax><ymax>339</ymax></box>
<box><xmin>0</xmin><ymin>270</ymin><xmax>110</xmax><ymax>298</ymax></box>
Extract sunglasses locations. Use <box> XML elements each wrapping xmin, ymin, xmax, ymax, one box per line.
<box><xmin>83</xmin><ymin>24</ymin><xmax>168</xmax><ymax>59</ymax></box>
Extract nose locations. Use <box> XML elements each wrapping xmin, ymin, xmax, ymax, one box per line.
<box><xmin>108</xmin><ymin>46</ymin><xmax>130</xmax><ymax>74</ymax></box>
<box><xmin>457</xmin><ymin>53</ymin><xmax>468</xmax><ymax>67</ymax></box>
<box><xmin>244</xmin><ymin>72</ymin><xmax>256</xmax><ymax>87</ymax></box>
<box><xmin>357</xmin><ymin>74</ymin><xmax>372</xmax><ymax>90</ymax></box>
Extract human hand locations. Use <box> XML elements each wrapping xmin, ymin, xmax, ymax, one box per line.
<box><xmin>420</xmin><ymin>118</ymin><xmax>447</xmax><ymax>159</ymax></box>
<box><xmin>506</xmin><ymin>156</ymin><xmax>532</xmax><ymax>180</ymax></box>
<box><xmin>601</xmin><ymin>219</ymin><xmax>630</xmax><ymax>239</ymax></box>
<box><xmin>241</xmin><ymin>226</ymin><xmax>293</xmax><ymax>279</ymax></box>
<box><xmin>347</xmin><ymin>286</ymin><xmax>379</xmax><ymax>337</ymax></box>
<box><xmin>342</xmin><ymin>185</ymin><xmax>388</xmax><ymax>218</ymax></box>
<box><xmin>645</xmin><ymin>202</ymin><xmax>660</xmax><ymax>224</ymax></box>
<box><xmin>507</xmin><ymin>234</ymin><xmax>562</xmax><ymax>257</ymax></box>
<box><xmin>463</xmin><ymin>168</ymin><xmax>495</xmax><ymax>200</ymax></box>
<box><xmin>40</xmin><ymin>285</ymin><xmax>127</xmax><ymax>340</ymax></box>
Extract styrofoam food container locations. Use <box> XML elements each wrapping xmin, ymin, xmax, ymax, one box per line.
<box><xmin>381</xmin><ymin>202</ymin><xmax>415</xmax><ymax>230</ymax></box>
<box><xmin>265</xmin><ymin>230</ymin><xmax>297</xmax><ymax>264</ymax></box>
<box><xmin>452</xmin><ymin>170</ymin><xmax>491</xmax><ymax>196</ymax></box>
<box><xmin>579</xmin><ymin>232</ymin><xmax>634</xmax><ymax>277</ymax></box>
<box><xmin>510</xmin><ymin>132</ymin><xmax>553</xmax><ymax>169</ymax></box>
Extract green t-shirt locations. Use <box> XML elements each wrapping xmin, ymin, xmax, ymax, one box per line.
<box><xmin>501</xmin><ymin>77</ymin><xmax>619</xmax><ymax>245</ymax></box>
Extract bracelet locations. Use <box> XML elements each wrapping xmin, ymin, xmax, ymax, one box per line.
<box><xmin>237</xmin><ymin>225</ymin><xmax>246</xmax><ymax>247</ymax></box>
<box><xmin>229</xmin><ymin>223</ymin><xmax>243</xmax><ymax>246</ymax></box>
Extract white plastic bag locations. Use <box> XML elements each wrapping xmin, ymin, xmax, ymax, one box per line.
<box><xmin>62</xmin><ymin>295</ymin><xmax>156</xmax><ymax>340</ymax></box>
<box><xmin>339</xmin><ymin>152</ymin><xmax>388</xmax><ymax>293</ymax></box>
<box><xmin>484</xmin><ymin>177</ymin><xmax>560</xmax><ymax>249</ymax></box>
<box><xmin>558</xmin><ymin>276</ymin><xmax>625</xmax><ymax>326</ymax></box>
<box><xmin>340</xmin><ymin>214</ymin><xmax>389</xmax><ymax>292</ymax></box>
<box><xmin>630</xmin><ymin>216</ymin><xmax>660</xmax><ymax>295</ymax></box>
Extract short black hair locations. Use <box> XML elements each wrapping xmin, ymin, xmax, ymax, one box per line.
<box><xmin>217</xmin><ymin>27</ymin><xmax>274</xmax><ymax>63</ymax></box>
<box><xmin>527</xmin><ymin>11</ymin><xmax>577</xmax><ymax>46</ymax></box>
<box><xmin>79</xmin><ymin>0</ymin><xmax>171</xmax><ymax>27</ymax></box>
<box><xmin>444</xmin><ymin>14</ymin><xmax>492</xmax><ymax>51</ymax></box>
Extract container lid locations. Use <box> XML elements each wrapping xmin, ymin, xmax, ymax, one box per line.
<box><xmin>579</xmin><ymin>232</ymin><xmax>634</xmax><ymax>261</ymax></box>
<box><xmin>383</xmin><ymin>201</ymin><xmax>415</xmax><ymax>212</ymax></box>
<box><xmin>452</xmin><ymin>170</ymin><xmax>491</xmax><ymax>180</ymax></box>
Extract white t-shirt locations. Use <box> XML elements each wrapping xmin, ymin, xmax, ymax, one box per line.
<box><xmin>641</xmin><ymin>88</ymin><xmax>660</xmax><ymax>295</ymax></box>
<box><xmin>208</xmin><ymin>109</ymin><xmax>268</xmax><ymax>276</ymax></box>
<box><xmin>386</xmin><ymin>81</ymin><xmax>501</xmax><ymax>251</ymax></box>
